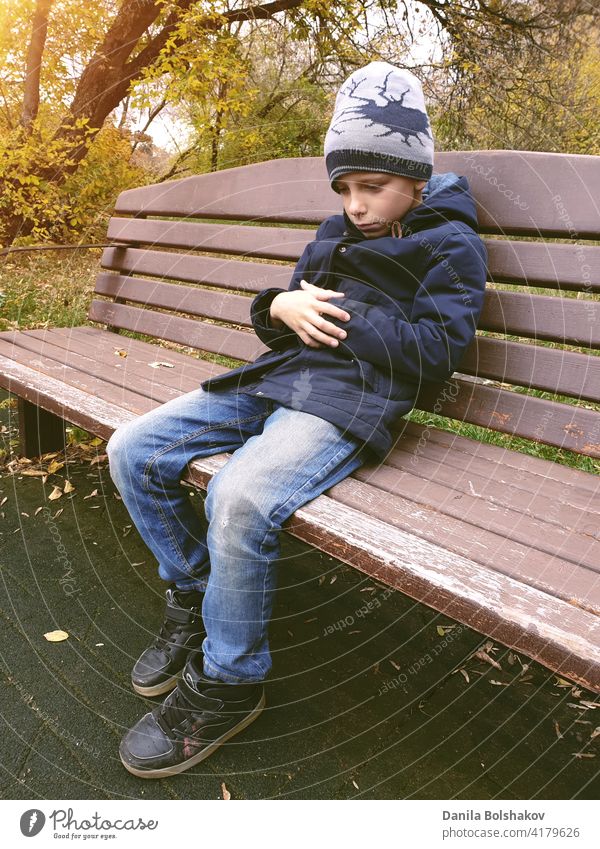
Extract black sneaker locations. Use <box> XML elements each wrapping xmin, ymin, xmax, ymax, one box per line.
<box><xmin>131</xmin><ymin>586</ymin><xmax>206</xmax><ymax>697</ymax></box>
<box><xmin>120</xmin><ymin>654</ymin><xmax>266</xmax><ymax>778</ymax></box>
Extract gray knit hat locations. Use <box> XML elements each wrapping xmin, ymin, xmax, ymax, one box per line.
<box><xmin>324</xmin><ymin>61</ymin><xmax>434</xmax><ymax>191</ymax></box>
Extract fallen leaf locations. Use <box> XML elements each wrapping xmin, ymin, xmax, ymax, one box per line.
<box><xmin>34</xmin><ymin>507</ymin><xmax>43</xmax><ymax>516</ymax></box>
<box><xmin>490</xmin><ymin>679</ymin><xmax>509</xmax><ymax>686</ymax></box>
<box><xmin>63</xmin><ymin>480</ymin><xmax>75</xmax><ymax>494</ymax></box>
<box><xmin>554</xmin><ymin>676</ymin><xmax>572</xmax><ymax>688</ymax></box>
<box><xmin>114</xmin><ymin>349</ymin><xmax>128</xmax><ymax>358</ymax></box>
<box><xmin>572</xmin><ymin>752</ymin><xmax>595</xmax><ymax>759</ymax></box>
<box><xmin>579</xmin><ymin>701</ymin><xmax>600</xmax><ymax>710</ymax></box>
<box><xmin>46</xmin><ymin>459</ymin><xmax>64</xmax><ymax>475</ymax></box>
<box><xmin>90</xmin><ymin>437</ymin><xmax>103</xmax><ymax>447</ymax></box>
<box><xmin>149</xmin><ymin>361</ymin><xmax>175</xmax><ymax>369</ymax></box>
<box><xmin>48</xmin><ymin>486</ymin><xmax>63</xmax><ymax>501</ymax></box>
<box><xmin>84</xmin><ymin>489</ymin><xmax>98</xmax><ymax>500</ymax></box>
<box><xmin>390</xmin><ymin>660</ymin><xmax>401</xmax><ymax>671</ymax></box>
<box><xmin>221</xmin><ymin>782</ymin><xmax>231</xmax><ymax>800</ymax></box>
<box><xmin>459</xmin><ymin>668</ymin><xmax>470</xmax><ymax>683</ymax></box>
<box><xmin>20</xmin><ymin>469</ymin><xmax>47</xmax><ymax>478</ymax></box>
<box><xmin>352</xmin><ymin>779</ymin><xmax>359</xmax><ymax>790</ymax></box>
<box><xmin>0</xmin><ymin>497</ymin><xmax>7</xmax><ymax>507</ymax></box>
<box><xmin>90</xmin><ymin>454</ymin><xmax>107</xmax><ymax>466</ymax></box>
<box><xmin>590</xmin><ymin>727</ymin><xmax>600</xmax><ymax>740</ymax></box>
<box><xmin>44</xmin><ymin>630</ymin><xmax>69</xmax><ymax>642</ymax></box>
<box><xmin>473</xmin><ymin>650</ymin><xmax>502</xmax><ymax>670</ymax></box>
<box><xmin>329</xmin><ymin>575</ymin><xmax>337</xmax><ymax>584</ymax></box>
<box><xmin>553</xmin><ymin>720</ymin><xmax>562</xmax><ymax>739</ymax></box>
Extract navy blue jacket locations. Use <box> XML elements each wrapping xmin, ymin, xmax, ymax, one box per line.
<box><xmin>201</xmin><ymin>172</ymin><xmax>488</xmax><ymax>459</ymax></box>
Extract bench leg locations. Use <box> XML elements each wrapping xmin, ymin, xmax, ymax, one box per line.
<box><xmin>17</xmin><ymin>398</ymin><xmax>66</xmax><ymax>458</ymax></box>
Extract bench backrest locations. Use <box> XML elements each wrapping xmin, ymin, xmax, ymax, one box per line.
<box><xmin>94</xmin><ymin>151</ymin><xmax>600</xmax><ymax>459</ymax></box>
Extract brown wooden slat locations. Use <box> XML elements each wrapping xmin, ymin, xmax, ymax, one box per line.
<box><xmin>107</xmin><ymin>217</ymin><xmax>316</xmax><ymax>261</ymax></box>
<box><xmin>88</xmin><ymin>299</ymin><xmax>266</xmax><ymax>362</ymax></box>
<box><xmin>39</xmin><ymin>327</ymin><xmax>219</xmax><ymax>388</ymax></box>
<box><xmin>0</xmin><ymin>337</ymin><xmax>159</xmax><ymax>416</ymax></box>
<box><xmin>353</xmin><ymin>462</ymin><xmax>598</xmax><ymax>571</ymax></box>
<box><xmin>379</xmin><ymin>447</ymin><xmax>600</xmax><ymax>531</ymax></box>
<box><xmin>100</xmin><ymin>247</ymin><xmax>289</xmax><ymax>292</ymax></box>
<box><xmin>95</xmin><ymin>273</ymin><xmax>253</xmax><ymax>326</ymax></box>
<box><xmin>414</xmin><ymin>378</ymin><xmax>600</xmax><ymax>458</ymax></box>
<box><xmin>387</xmin><ymin>434</ymin><xmax>599</xmax><ymax>511</ymax></box>
<box><xmin>0</xmin><ymin>331</ymin><xmax>199</xmax><ymax>406</ymax></box>
<box><xmin>479</xmin><ymin>289</ymin><xmax>600</xmax><ymax>345</ymax></box>
<box><xmin>107</xmin><ymin>218</ymin><xmax>600</xmax><ymax>293</ymax></box>
<box><xmin>460</xmin><ymin>335</ymin><xmax>600</xmax><ymax>402</ymax></box>
<box><xmin>486</xmin><ymin>239</ymin><xmax>600</xmax><ymax>293</ymax></box>
<box><xmin>114</xmin><ymin>152</ymin><xmax>600</xmax><ymax>238</ymax></box>
<box><xmin>399</xmin><ymin>420</ymin><xmax>600</xmax><ymax>494</ymax></box>
<box><xmin>327</xmin><ymin>475</ymin><xmax>600</xmax><ymax>613</ymax></box>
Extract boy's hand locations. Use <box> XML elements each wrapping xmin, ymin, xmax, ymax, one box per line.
<box><xmin>270</xmin><ymin>279</ymin><xmax>350</xmax><ymax>348</ymax></box>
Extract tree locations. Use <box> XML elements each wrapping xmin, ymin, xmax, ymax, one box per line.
<box><xmin>0</xmin><ymin>0</ymin><xmax>595</xmax><ymax>246</ymax></box>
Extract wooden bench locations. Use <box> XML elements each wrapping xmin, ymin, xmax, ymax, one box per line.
<box><xmin>1</xmin><ymin>150</ymin><xmax>599</xmax><ymax>693</ymax></box>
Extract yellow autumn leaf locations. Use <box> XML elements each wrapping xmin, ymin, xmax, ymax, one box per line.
<box><xmin>44</xmin><ymin>630</ymin><xmax>69</xmax><ymax>642</ymax></box>
<box><xmin>48</xmin><ymin>486</ymin><xmax>63</xmax><ymax>501</ymax></box>
<box><xmin>47</xmin><ymin>460</ymin><xmax>65</xmax><ymax>475</ymax></box>
<box><xmin>63</xmin><ymin>480</ymin><xmax>75</xmax><ymax>493</ymax></box>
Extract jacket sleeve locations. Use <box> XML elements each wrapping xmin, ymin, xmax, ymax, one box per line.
<box><xmin>249</xmin><ymin>225</ymin><xmax>327</xmax><ymax>351</ymax></box>
<box><xmin>334</xmin><ymin>232</ymin><xmax>488</xmax><ymax>382</ymax></box>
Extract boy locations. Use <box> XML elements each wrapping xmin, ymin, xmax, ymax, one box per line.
<box><xmin>108</xmin><ymin>61</ymin><xmax>488</xmax><ymax>778</ymax></box>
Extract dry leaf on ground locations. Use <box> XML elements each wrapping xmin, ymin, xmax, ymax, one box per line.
<box><xmin>44</xmin><ymin>630</ymin><xmax>69</xmax><ymax>642</ymax></box>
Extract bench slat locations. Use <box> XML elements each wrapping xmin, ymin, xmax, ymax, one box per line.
<box><xmin>460</xmin><ymin>336</ymin><xmax>600</xmax><ymax>401</ymax></box>
<box><xmin>88</xmin><ymin>299</ymin><xmax>265</xmax><ymax>362</ymax></box>
<box><xmin>353</xmin><ymin>463</ymin><xmax>599</xmax><ymax>573</ymax></box>
<box><xmin>100</xmin><ymin>246</ymin><xmax>289</xmax><ymax>292</ymax></box>
<box><xmin>479</xmin><ymin>290</ymin><xmax>600</xmax><ymax>346</ymax></box>
<box><xmin>415</xmin><ymin>379</ymin><xmax>600</xmax><ymax>458</ymax></box>
<box><xmin>329</xmin><ymin>475</ymin><xmax>600</xmax><ymax>613</ymax></box>
<box><xmin>114</xmin><ymin>152</ymin><xmax>600</xmax><ymax>239</ymax></box>
<box><xmin>107</xmin><ymin>217</ymin><xmax>316</xmax><ymax>260</ymax></box>
<box><xmin>95</xmin><ymin>273</ymin><xmax>254</xmax><ymax>327</ymax></box>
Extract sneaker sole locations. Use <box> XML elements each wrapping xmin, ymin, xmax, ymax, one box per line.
<box><xmin>120</xmin><ymin>690</ymin><xmax>266</xmax><ymax>779</ymax></box>
<box><xmin>131</xmin><ymin>674</ymin><xmax>181</xmax><ymax>698</ymax></box>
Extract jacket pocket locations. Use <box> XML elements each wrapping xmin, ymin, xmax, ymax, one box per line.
<box><xmin>357</xmin><ymin>359</ymin><xmax>380</xmax><ymax>393</ymax></box>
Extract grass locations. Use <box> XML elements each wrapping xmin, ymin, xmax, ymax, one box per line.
<box><xmin>0</xmin><ymin>250</ymin><xmax>598</xmax><ymax>475</ymax></box>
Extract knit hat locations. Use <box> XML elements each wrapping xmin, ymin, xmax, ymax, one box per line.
<box><xmin>324</xmin><ymin>61</ymin><xmax>434</xmax><ymax>191</ymax></box>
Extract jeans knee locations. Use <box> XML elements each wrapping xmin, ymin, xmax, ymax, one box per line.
<box><xmin>206</xmin><ymin>472</ymin><xmax>267</xmax><ymax>540</ymax></box>
<box><xmin>106</xmin><ymin>421</ymin><xmax>143</xmax><ymax>484</ymax></box>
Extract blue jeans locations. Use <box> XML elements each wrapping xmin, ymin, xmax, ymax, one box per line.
<box><xmin>106</xmin><ymin>387</ymin><xmax>366</xmax><ymax>683</ymax></box>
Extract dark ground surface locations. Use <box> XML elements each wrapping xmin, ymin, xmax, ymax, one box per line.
<box><xmin>0</xmin><ymin>390</ymin><xmax>598</xmax><ymax>800</ymax></box>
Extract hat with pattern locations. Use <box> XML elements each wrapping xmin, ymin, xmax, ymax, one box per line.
<box><xmin>324</xmin><ymin>61</ymin><xmax>434</xmax><ymax>191</ymax></box>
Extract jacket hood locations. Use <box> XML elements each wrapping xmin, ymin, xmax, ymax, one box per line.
<box><xmin>342</xmin><ymin>172</ymin><xmax>479</xmax><ymax>238</ymax></box>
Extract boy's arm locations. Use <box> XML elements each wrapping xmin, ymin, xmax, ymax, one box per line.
<box><xmin>249</xmin><ymin>221</ymin><xmax>332</xmax><ymax>352</ymax></box>
<box><xmin>334</xmin><ymin>232</ymin><xmax>488</xmax><ymax>382</ymax></box>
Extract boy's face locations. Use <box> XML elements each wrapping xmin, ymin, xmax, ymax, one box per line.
<box><xmin>334</xmin><ymin>171</ymin><xmax>428</xmax><ymax>239</ymax></box>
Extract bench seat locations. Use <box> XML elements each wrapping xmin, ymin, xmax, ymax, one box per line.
<box><xmin>2</xmin><ymin>324</ymin><xmax>598</xmax><ymax>693</ymax></box>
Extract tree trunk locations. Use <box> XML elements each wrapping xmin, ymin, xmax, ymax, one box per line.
<box><xmin>21</xmin><ymin>0</ymin><xmax>54</xmax><ymax>131</ymax></box>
